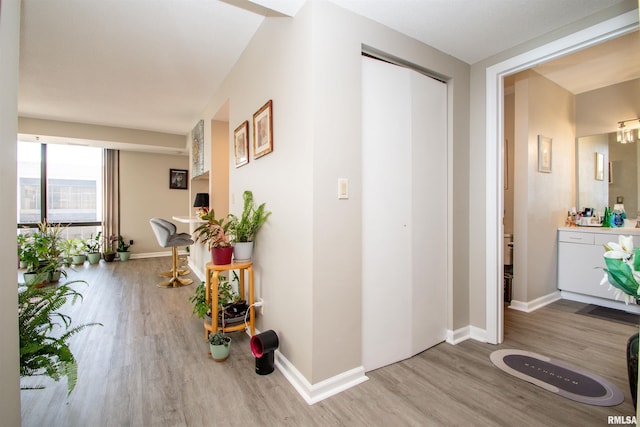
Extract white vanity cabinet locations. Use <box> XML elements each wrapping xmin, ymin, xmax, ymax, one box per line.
<box><xmin>557</xmin><ymin>227</ymin><xmax>640</xmax><ymax>313</ymax></box>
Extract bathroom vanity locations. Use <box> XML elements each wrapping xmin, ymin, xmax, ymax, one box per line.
<box><xmin>557</xmin><ymin>226</ymin><xmax>640</xmax><ymax>314</ymax></box>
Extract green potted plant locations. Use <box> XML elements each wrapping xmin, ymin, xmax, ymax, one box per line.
<box><xmin>193</xmin><ymin>209</ymin><xmax>233</xmax><ymax>265</ymax></box>
<box><xmin>208</xmin><ymin>330</ymin><xmax>231</xmax><ymax>362</ymax></box>
<box><xmin>188</xmin><ymin>272</ymin><xmax>241</xmax><ymax>323</ymax></box>
<box><xmin>85</xmin><ymin>231</ymin><xmax>102</xmax><ymax>265</ymax></box>
<box><xmin>58</xmin><ymin>238</ymin><xmax>75</xmax><ymax>267</ymax></box>
<box><xmin>17</xmin><ymin>231</ymin><xmax>31</xmax><ymax>269</ymax></box>
<box><xmin>117</xmin><ymin>236</ymin><xmax>132</xmax><ymax>262</ymax></box>
<box><xmin>69</xmin><ymin>239</ymin><xmax>87</xmax><ymax>265</ymax></box>
<box><xmin>20</xmin><ymin>224</ymin><xmax>57</xmax><ymax>286</ymax></box>
<box><xmin>19</xmin><ymin>280</ymin><xmax>101</xmax><ymax>395</ymax></box>
<box><xmin>228</xmin><ymin>190</ymin><xmax>271</xmax><ymax>262</ymax></box>
<box><xmin>102</xmin><ymin>235</ymin><xmax>116</xmax><ymax>262</ymax></box>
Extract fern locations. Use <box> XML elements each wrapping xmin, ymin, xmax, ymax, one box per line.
<box><xmin>18</xmin><ymin>280</ymin><xmax>101</xmax><ymax>395</ymax></box>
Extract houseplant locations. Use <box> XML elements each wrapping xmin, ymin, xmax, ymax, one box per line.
<box><xmin>19</xmin><ymin>280</ymin><xmax>101</xmax><ymax>395</ymax></box>
<box><xmin>20</xmin><ymin>222</ymin><xmax>64</xmax><ymax>286</ymax></box>
<box><xmin>208</xmin><ymin>330</ymin><xmax>231</xmax><ymax>362</ymax></box>
<box><xmin>600</xmin><ymin>235</ymin><xmax>640</xmax><ymax>409</ymax></box>
<box><xmin>69</xmin><ymin>239</ymin><xmax>87</xmax><ymax>265</ymax></box>
<box><xmin>193</xmin><ymin>210</ymin><xmax>233</xmax><ymax>265</ymax></box>
<box><xmin>85</xmin><ymin>232</ymin><xmax>102</xmax><ymax>265</ymax></box>
<box><xmin>188</xmin><ymin>272</ymin><xmax>242</xmax><ymax>322</ymax></box>
<box><xmin>117</xmin><ymin>236</ymin><xmax>132</xmax><ymax>261</ymax></box>
<box><xmin>102</xmin><ymin>235</ymin><xmax>117</xmax><ymax>262</ymax></box>
<box><xmin>228</xmin><ymin>190</ymin><xmax>271</xmax><ymax>262</ymax></box>
<box><xmin>17</xmin><ymin>231</ymin><xmax>31</xmax><ymax>268</ymax></box>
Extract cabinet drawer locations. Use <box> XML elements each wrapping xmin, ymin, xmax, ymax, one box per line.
<box><xmin>594</xmin><ymin>233</ymin><xmax>640</xmax><ymax>247</ymax></box>
<box><xmin>558</xmin><ymin>230</ymin><xmax>594</xmax><ymax>245</ymax></box>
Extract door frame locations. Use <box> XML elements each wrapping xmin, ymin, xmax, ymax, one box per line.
<box><xmin>484</xmin><ymin>10</ymin><xmax>639</xmax><ymax>344</ymax></box>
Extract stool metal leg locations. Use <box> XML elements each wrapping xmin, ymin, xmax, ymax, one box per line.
<box><xmin>157</xmin><ymin>247</ymin><xmax>193</xmax><ymax>288</ymax></box>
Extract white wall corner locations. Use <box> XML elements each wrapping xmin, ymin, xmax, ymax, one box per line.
<box><xmin>508</xmin><ymin>291</ymin><xmax>561</xmax><ymax>313</ymax></box>
<box><xmin>274</xmin><ymin>351</ymin><xmax>369</xmax><ymax>405</ymax></box>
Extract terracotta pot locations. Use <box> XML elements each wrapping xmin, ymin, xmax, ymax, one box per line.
<box><xmin>211</xmin><ymin>247</ymin><xmax>233</xmax><ymax>265</ymax></box>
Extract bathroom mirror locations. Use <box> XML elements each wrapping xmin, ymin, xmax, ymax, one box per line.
<box><xmin>577</xmin><ymin>132</ymin><xmax>639</xmax><ymax>218</ymax></box>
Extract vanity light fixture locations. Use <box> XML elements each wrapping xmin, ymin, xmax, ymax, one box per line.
<box><xmin>617</xmin><ymin>118</ymin><xmax>640</xmax><ymax>144</ymax></box>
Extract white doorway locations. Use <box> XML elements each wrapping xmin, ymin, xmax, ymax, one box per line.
<box><xmin>484</xmin><ymin>10</ymin><xmax>638</xmax><ymax>344</ymax></box>
<box><xmin>361</xmin><ymin>55</ymin><xmax>448</xmax><ymax>371</ymax></box>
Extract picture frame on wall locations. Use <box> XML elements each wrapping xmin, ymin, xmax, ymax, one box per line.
<box><xmin>169</xmin><ymin>169</ymin><xmax>188</xmax><ymax>190</ymax></box>
<box><xmin>253</xmin><ymin>100</ymin><xmax>273</xmax><ymax>159</ymax></box>
<box><xmin>595</xmin><ymin>152</ymin><xmax>604</xmax><ymax>181</ymax></box>
<box><xmin>537</xmin><ymin>135</ymin><xmax>552</xmax><ymax>173</ymax></box>
<box><xmin>234</xmin><ymin>121</ymin><xmax>249</xmax><ymax>168</ymax></box>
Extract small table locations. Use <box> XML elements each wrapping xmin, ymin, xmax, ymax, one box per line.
<box><xmin>204</xmin><ymin>261</ymin><xmax>255</xmax><ymax>340</ymax></box>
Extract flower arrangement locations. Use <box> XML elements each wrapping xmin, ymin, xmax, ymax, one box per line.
<box><xmin>600</xmin><ymin>235</ymin><xmax>640</xmax><ymax>304</ymax></box>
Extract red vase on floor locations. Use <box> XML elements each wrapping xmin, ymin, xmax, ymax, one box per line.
<box><xmin>211</xmin><ymin>247</ymin><xmax>233</xmax><ymax>265</ymax></box>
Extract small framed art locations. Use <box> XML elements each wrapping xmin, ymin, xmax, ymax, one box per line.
<box><xmin>253</xmin><ymin>100</ymin><xmax>273</xmax><ymax>159</ymax></box>
<box><xmin>537</xmin><ymin>135</ymin><xmax>552</xmax><ymax>173</ymax></box>
<box><xmin>169</xmin><ymin>169</ymin><xmax>188</xmax><ymax>190</ymax></box>
<box><xmin>234</xmin><ymin>121</ymin><xmax>249</xmax><ymax>168</ymax></box>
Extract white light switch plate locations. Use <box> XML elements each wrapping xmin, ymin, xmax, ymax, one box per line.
<box><xmin>338</xmin><ymin>178</ymin><xmax>349</xmax><ymax>199</ymax></box>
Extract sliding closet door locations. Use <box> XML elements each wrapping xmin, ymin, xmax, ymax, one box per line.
<box><xmin>362</xmin><ymin>56</ymin><xmax>447</xmax><ymax>372</ymax></box>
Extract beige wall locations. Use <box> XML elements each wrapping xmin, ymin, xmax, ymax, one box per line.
<box><xmin>201</xmin><ymin>0</ymin><xmax>470</xmax><ymax>385</ymax></box>
<box><xmin>119</xmin><ymin>151</ymin><xmax>190</xmax><ymax>254</ymax></box>
<box><xmin>0</xmin><ymin>0</ymin><xmax>22</xmax><ymax>424</ymax></box>
<box><xmin>512</xmin><ymin>70</ymin><xmax>575</xmax><ymax>303</ymax></box>
<box><xmin>576</xmin><ymin>78</ymin><xmax>640</xmax><ymax>137</ymax></box>
<box><xmin>19</xmin><ymin>117</ymin><xmax>185</xmax><ymax>152</ymax></box>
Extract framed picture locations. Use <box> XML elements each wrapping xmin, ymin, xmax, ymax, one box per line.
<box><xmin>234</xmin><ymin>121</ymin><xmax>249</xmax><ymax>168</ymax></box>
<box><xmin>191</xmin><ymin>120</ymin><xmax>204</xmax><ymax>177</ymax></box>
<box><xmin>595</xmin><ymin>152</ymin><xmax>604</xmax><ymax>181</ymax></box>
<box><xmin>169</xmin><ymin>169</ymin><xmax>188</xmax><ymax>190</ymax></box>
<box><xmin>537</xmin><ymin>135</ymin><xmax>552</xmax><ymax>173</ymax></box>
<box><xmin>253</xmin><ymin>100</ymin><xmax>273</xmax><ymax>159</ymax></box>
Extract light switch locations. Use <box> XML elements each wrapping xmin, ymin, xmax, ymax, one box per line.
<box><xmin>338</xmin><ymin>178</ymin><xmax>349</xmax><ymax>199</ymax></box>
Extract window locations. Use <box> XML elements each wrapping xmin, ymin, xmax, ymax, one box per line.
<box><xmin>17</xmin><ymin>141</ymin><xmax>103</xmax><ymax>235</ymax></box>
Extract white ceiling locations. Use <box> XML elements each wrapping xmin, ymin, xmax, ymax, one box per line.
<box><xmin>17</xmin><ymin>0</ymin><xmax>633</xmax><ymax>136</ymax></box>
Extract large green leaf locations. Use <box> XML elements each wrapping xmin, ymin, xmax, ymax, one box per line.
<box><xmin>603</xmin><ymin>257</ymin><xmax>639</xmax><ymax>297</ymax></box>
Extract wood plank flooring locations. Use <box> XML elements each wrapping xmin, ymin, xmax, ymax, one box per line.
<box><xmin>20</xmin><ymin>258</ymin><xmax>638</xmax><ymax>426</ymax></box>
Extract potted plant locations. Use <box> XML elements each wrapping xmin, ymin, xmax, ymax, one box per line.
<box><xmin>193</xmin><ymin>210</ymin><xmax>233</xmax><ymax>265</ymax></box>
<box><xmin>188</xmin><ymin>272</ymin><xmax>242</xmax><ymax>323</ymax></box>
<box><xmin>85</xmin><ymin>231</ymin><xmax>102</xmax><ymax>264</ymax></box>
<box><xmin>17</xmin><ymin>231</ymin><xmax>31</xmax><ymax>269</ymax></box>
<box><xmin>208</xmin><ymin>330</ymin><xmax>231</xmax><ymax>362</ymax></box>
<box><xmin>102</xmin><ymin>235</ymin><xmax>117</xmax><ymax>262</ymax></box>
<box><xmin>117</xmin><ymin>236</ymin><xmax>132</xmax><ymax>262</ymax></box>
<box><xmin>58</xmin><ymin>238</ymin><xmax>75</xmax><ymax>267</ymax></box>
<box><xmin>69</xmin><ymin>239</ymin><xmax>87</xmax><ymax>265</ymax></box>
<box><xmin>228</xmin><ymin>190</ymin><xmax>271</xmax><ymax>262</ymax></box>
<box><xmin>20</xmin><ymin>225</ymin><xmax>54</xmax><ymax>286</ymax></box>
<box><xmin>19</xmin><ymin>280</ymin><xmax>101</xmax><ymax>395</ymax></box>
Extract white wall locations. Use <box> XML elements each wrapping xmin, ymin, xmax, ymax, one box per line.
<box><xmin>0</xmin><ymin>0</ymin><xmax>22</xmax><ymax>424</ymax></box>
<box><xmin>512</xmin><ymin>70</ymin><xmax>575</xmax><ymax>303</ymax></box>
<box><xmin>200</xmin><ymin>0</ymin><xmax>469</xmax><ymax>385</ymax></box>
<box><xmin>119</xmin><ymin>151</ymin><xmax>190</xmax><ymax>254</ymax></box>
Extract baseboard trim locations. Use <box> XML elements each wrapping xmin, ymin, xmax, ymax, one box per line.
<box><xmin>560</xmin><ymin>291</ymin><xmax>640</xmax><ymax>314</ymax></box>
<box><xmin>274</xmin><ymin>351</ymin><xmax>369</xmax><ymax>405</ymax></box>
<box><xmin>509</xmin><ymin>291</ymin><xmax>561</xmax><ymax>313</ymax></box>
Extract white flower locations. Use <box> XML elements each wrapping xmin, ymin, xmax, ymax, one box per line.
<box><xmin>604</xmin><ymin>235</ymin><xmax>634</xmax><ymax>260</ymax></box>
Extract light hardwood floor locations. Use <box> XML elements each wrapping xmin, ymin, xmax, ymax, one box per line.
<box><xmin>20</xmin><ymin>258</ymin><xmax>638</xmax><ymax>426</ymax></box>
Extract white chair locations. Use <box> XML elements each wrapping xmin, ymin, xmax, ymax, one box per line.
<box><xmin>149</xmin><ymin>218</ymin><xmax>194</xmax><ymax>288</ymax></box>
